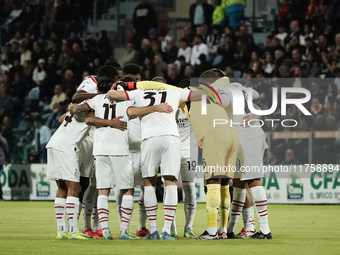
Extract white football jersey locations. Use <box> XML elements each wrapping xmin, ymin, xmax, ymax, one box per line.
<box><xmin>46</xmin><ymin>77</ymin><xmax>98</xmax><ymax>152</ymax></box>
<box><xmin>215</xmin><ymin>81</ymin><xmax>264</xmax><ymax>138</ymax></box>
<box><xmin>126</xmin><ymin>89</ymin><xmax>191</xmax><ymax>140</ymax></box>
<box><xmin>176</xmin><ymin>106</ymin><xmax>192</xmax><ymax>143</ymax></box>
<box><xmin>77</xmin><ymin>76</ymin><xmax>98</xmax><ymax>93</ymax></box>
<box><xmin>85</xmin><ymin>94</ymin><xmax>131</xmax><ymax>156</ymax></box>
<box><xmin>128</xmin><ymin>118</ymin><xmax>142</xmax><ymax>151</ymax></box>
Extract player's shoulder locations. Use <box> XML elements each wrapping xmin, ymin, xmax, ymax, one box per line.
<box><xmin>77</xmin><ymin>76</ymin><xmax>97</xmax><ymax>92</ymax></box>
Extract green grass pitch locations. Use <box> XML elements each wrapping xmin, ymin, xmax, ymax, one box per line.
<box><xmin>0</xmin><ymin>202</ymin><xmax>338</xmax><ymax>255</ymax></box>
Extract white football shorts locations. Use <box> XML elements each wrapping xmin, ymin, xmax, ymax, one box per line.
<box><xmin>180</xmin><ymin>137</ymin><xmax>198</xmax><ymax>182</ymax></box>
<box><xmin>47</xmin><ymin>148</ymin><xmax>80</xmax><ymax>182</ymax></box>
<box><xmin>234</xmin><ymin>134</ymin><xmax>268</xmax><ymax>181</ymax></box>
<box><xmin>78</xmin><ymin>134</ymin><xmax>95</xmax><ymax>178</ymax></box>
<box><xmin>141</xmin><ymin>135</ymin><xmax>181</xmax><ymax>179</ymax></box>
<box><xmin>131</xmin><ymin>150</ymin><xmax>144</xmax><ymax>187</ymax></box>
<box><xmin>95</xmin><ymin>155</ymin><xmax>134</xmax><ymax>190</ymax></box>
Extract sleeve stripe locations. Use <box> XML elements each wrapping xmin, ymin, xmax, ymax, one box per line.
<box><xmin>90</xmin><ymin>76</ymin><xmax>97</xmax><ymax>84</ymax></box>
<box><xmin>77</xmin><ymin>89</ymin><xmax>87</xmax><ymax>93</ymax></box>
<box><xmin>187</xmin><ymin>91</ymin><xmax>192</xmax><ymax>101</ymax></box>
<box><xmin>85</xmin><ymin>102</ymin><xmax>93</xmax><ymax>110</ymax></box>
<box><xmin>125</xmin><ymin>91</ymin><xmax>130</xmax><ymax>100</ymax></box>
<box><xmin>127</xmin><ymin>82</ymin><xmax>135</xmax><ymax>90</ymax></box>
<box><xmin>126</xmin><ymin>105</ymin><xmax>135</xmax><ymax>114</ymax></box>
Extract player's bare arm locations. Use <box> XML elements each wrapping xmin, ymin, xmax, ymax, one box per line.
<box><xmin>112</xmin><ymin>80</ymin><xmax>177</xmax><ymax>91</ymax></box>
<box><xmin>107</xmin><ymin>90</ymin><xmax>128</xmax><ymax>101</ymax></box>
<box><xmin>241</xmin><ymin>104</ymin><xmax>262</xmax><ymax>127</ymax></box>
<box><xmin>58</xmin><ymin>112</ymin><xmax>68</xmax><ymax>123</ymax></box>
<box><xmin>85</xmin><ymin>115</ymin><xmax>127</xmax><ymax>131</ymax></box>
<box><xmin>72</xmin><ymin>91</ymin><xmax>98</xmax><ymax>104</ymax></box>
<box><xmin>68</xmin><ymin>103</ymin><xmax>91</xmax><ymax>114</ymax></box>
<box><xmin>127</xmin><ymin>103</ymin><xmax>173</xmax><ymax>118</ymax></box>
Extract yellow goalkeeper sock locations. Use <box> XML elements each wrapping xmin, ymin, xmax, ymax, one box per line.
<box><xmin>219</xmin><ymin>185</ymin><xmax>230</xmax><ymax>233</ymax></box>
<box><xmin>206</xmin><ymin>184</ymin><xmax>221</xmax><ymax>235</ymax></box>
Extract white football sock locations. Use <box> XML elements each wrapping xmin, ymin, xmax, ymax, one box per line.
<box><xmin>97</xmin><ymin>195</ymin><xmax>110</xmax><ymax>234</ymax></box>
<box><xmin>120</xmin><ymin>195</ymin><xmax>134</xmax><ymax>234</ymax></box>
<box><xmin>115</xmin><ymin>188</ymin><xmax>123</xmax><ymax>228</ymax></box>
<box><xmin>227</xmin><ymin>188</ymin><xmax>246</xmax><ymax>234</ymax></box>
<box><xmin>182</xmin><ymin>182</ymin><xmax>196</xmax><ymax>230</ymax></box>
<box><xmin>162</xmin><ymin>185</ymin><xmax>178</xmax><ymax>234</ymax></box>
<box><xmin>54</xmin><ymin>197</ymin><xmax>66</xmax><ymax>232</ymax></box>
<box><xmin>144</xmin><ymin>186</ymin><xmax>158</xmax><ymax>234</ymax></box>
<box><xmin>250</xmin><ymin>186</ymin><xmax>270</xmax><ymax>234</ymax></box>
<box><xmin>66</xmin><ymin>196</ymin><xmax>80</xmax><ymax>233</ymax></box>
<box><xmin>137</xmin><ymin>187</ymin><xmax>147</xmax><ymax>231</ymax></box>
<box><xmin>242</xmin><ymin>206</ymin><xmax>255</xmax><ymax>231</ymax></box>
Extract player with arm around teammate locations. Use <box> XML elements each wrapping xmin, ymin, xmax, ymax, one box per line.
<box><xmin>46</xmin><ymin>66</ymin><xmax>118</xmax><ymax>240</ymax></box>
<box><xmin>69</xmin><ymin>78</ymin><xmax>174</xmax><ymax>240</ymax></box>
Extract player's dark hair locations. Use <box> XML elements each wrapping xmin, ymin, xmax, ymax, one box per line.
<box><xmin>123</xmin><ymin>63</ymin><xmax>141</xmax><ymax>75</ymax></box>
<box><xmin>120</xmin><ymin>76</ymin><xmax>136</xmax><ymax>82</ymax></box>
<box><xmin>104</xmin><ymin>58</ymin><xmax>122</xmax><ymax>70</ymax></box>
<box><xmin>199</xmin><ymin>70</ymin><xmax>219</xmax><ymax>85</ymax></box>
<box><xmin>199</xmin><ymin>70</ymin><xmax>218</xmax><ymax>79</ymax></box>
<box><xmin>97</xmin><ymin>66</ymin><xmax>118</xmax><ymax>80</ymax></box>
<box><xmin>97</xmin><ymin>78</ymin><xmax>115</xmax><ymax>94</ymax></box>
<box><xmin>151</xmin><ymin>76</ymin><xmax>166</xmax><ymax>83</ymax></box>
<box><xmin>209</xmin><ymin>68</ymin><xmax>225</xmax><ymax>78</ymax></box>
<box><xmin>177</xmin><ymin>79</ymin><xmax>190</xmax><ymax>89</ymax></box>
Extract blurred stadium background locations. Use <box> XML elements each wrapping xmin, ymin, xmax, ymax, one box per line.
<box><xmin>0</xmin><ymin>0</ymin><xmax>339</xmax><ymax>222</ymax></box>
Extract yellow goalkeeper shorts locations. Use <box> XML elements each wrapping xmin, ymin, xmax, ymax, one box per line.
<box><xmin>202</xmin><ymin>126</ymin><xmax>239</xmax><ymax>180</ymax></box>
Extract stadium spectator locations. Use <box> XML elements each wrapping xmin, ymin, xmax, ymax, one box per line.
<box><xmin>276</xmin><ymin>0</ymin><xmax>290</xmax><ymax>29</ymax></box>
<box><xmin>281</xmin><ymin>149</ymin><xmax>301</xmax><ymax>165</ymax></box>
<box><xmin>121</xmin><ymin>43</ymin><xmax>137</xmax><ymax>66</ymax></box>
<box><xmin>57</xmin><ymin>43</ymin><xmax>71</xmax><ymax>70</ymax></box>
<box><xmin>266</xmin><ymin>149</ymin><xmax>279</xmax><ymax>165</ymax></box>
<box><xmin>164</xmin><ymin>39</ymin><xmax>178</xmax><ymax>64</ymax></box>
<box><xmin>212</xmin><ymin>0</ymin><xmax>226</xmax><ymax>27</ymax></box>
<box><xmin>299</xmin><ymin>24</ymin><xmax>314</xmax><ymax>46</ymax></box>
<box><xmin>50</xmin><ymin>84</ymin><xmax>66</xmax><ymax>112</ymax></box>
<box><xmin>304</xmin><ymin>0</ymin><xmax>317</xmax><ymax>21</ymax></box>
<box><xmin>177</xmin><ymin>38</ymin><xmax>192</xmax><ymax>64</ymax></box>
<box><xmin>132</xmin><ymin>0</ymin><xmax>158</xmax><ymax>38</ymax></box>
<box><xmin>184</xmin><ymin>65</ymin><xmax>194</xmax><ymax>79</ymax></box>
<box><xmin>50</xmin><ymin>0</ymin><xmax>74</xmax><ymax>39</ymax></box>
<box><xmin>40</xmin><ymin>0</ymin><xmax>55</xmax><ymax>38</ymax></box>
<box><xmin>189</xmin><ymin>0</ymin><xmax>214</xmax><ymax>29</ymax></box>
<box><xmin>137</xmin><ymin>38</ymin><xmax>154</xmax><ymax>66</ymax></box>
<box><xmin>97</xmin><ymin>30</ymin><xmax>112</xmax><ymax>63</ymax></box>
<box><xmin>154</xmin><ymin>54</ymin><xmax>167</xmax><ymax>77</ymax></box>
<box><xmin>0</xmin><ymin>0</ymin><xmax>24</xmax><ymax>43</ymax></box>
<box><xmin>31</xmin><ymin>41</ymin><xmax>47</xmax><ymax>66</ymax></box>
<box><xmin>165</xmin><ymin>64</ymin><xmax>180</xmax><ymax>85</ymax></box>
<box><xmin>62</xmin><ymin>69</ymin><xmax>76</xmax><ymax>98</ymax></box>
<box><xmin>284</xmin><ymin>20</ymin><xmax>301</xmax><ymax>45</ymax></box>
<box><xmin>311</xmin><ymin>97</ymin><xmax>325</xmax><ymax>116</ymax></box>
<box><xmin>223</xmin><ymin>0</ymin><xmax>245</xmax><ymax>29</ymax></box>
<box><xmin>11</xmin><ymin>72</ymin><xmax>26</xmax><ymax>103</ymax></box>
<box><xmin>191</xmin><ymin>35</ymin><xmax>209</xmax><ymax>65</ymax></box>
<box><xmin>30</xmin><ymin>116</ymin><xmax>51</xmax><ymax>163</ymax></box>
<box><xmin>19</xmin><ymin>43</ymin><xmax>32</xmax><ymax>65</ymax></box>
<box><xmin>0</xmin><ymin>83</ymin><xmax>13</xmax><ymax>118</ymax></box>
